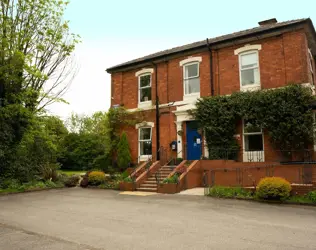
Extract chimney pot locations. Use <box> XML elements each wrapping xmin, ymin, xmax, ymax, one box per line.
<box><xmin>258</xmin><ymin>18</ymin><xmax>278</xmax><ymax>26</ymax></box>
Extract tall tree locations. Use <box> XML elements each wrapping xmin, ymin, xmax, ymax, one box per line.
<box><xmin>0</xmin><ymin>0</ymin><xmax>79</xmax><ymax>179</ymax></box>
<box><xmin>0</xmin><ymin>0</ymin><xmax>80</xmax><ymax>111</ymax></box>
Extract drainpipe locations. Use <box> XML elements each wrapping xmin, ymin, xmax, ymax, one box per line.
<box><xmin>152</xmin><ymin>62</ymin><xmax>160</xmax><ymax>161</ymax></box>
<box><xmin>206</xmin><ymin>38</ymin><xmax>214</xmax><ymax>96</ymax></box>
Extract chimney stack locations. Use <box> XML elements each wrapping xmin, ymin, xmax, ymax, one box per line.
<box><xmin>258</xmin><ymin>18</ymin><xmax>278</xmax><ymax>26</ymax></box>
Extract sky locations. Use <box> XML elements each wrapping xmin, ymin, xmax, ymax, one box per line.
<box><xmin>48</xmin><ymin>0</ymin><xmax>316</xmax><ymax>119</ymax></box>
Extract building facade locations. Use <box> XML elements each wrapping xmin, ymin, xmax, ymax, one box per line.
<box><xmin>107</xmin><ymin>18</ymin><xmax>316</xmax><ymax>164</ymax></box>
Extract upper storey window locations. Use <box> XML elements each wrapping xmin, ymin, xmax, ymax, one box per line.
<box><xmin>135</xmin><ymin>68</ymin><xmax>154</xmax><ymax>108</ymax></box>
<box><xmin>139</xmin><ymin>74</ymin><xmax>151</xmax><ymax>103</ymax></box>
<box><xmin>184</xmin><ymin>62</ymin><xmax>200</xmax><ymax>95</ymax></box>
<box><xmin>235</xmin><ymin>44</ymin><xmax>262</xmax><ymax>91</ymax></box>
<box><xmin>179</xmin><ymin>56</ymin><xmax>202</xmax><ymax>102</ymax></box>
<box><xmin>240</xmin><ymin>51</ymin><xmax>260</xmax><ymax>87</ymax></box>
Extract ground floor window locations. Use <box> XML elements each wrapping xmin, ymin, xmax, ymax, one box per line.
<box><xmin>243</xmin><ymin>119</ymin><xmax>263</xmax><ymax>151</ymax></box>
<box><xmin>243</xmin><ymin>119</ymin><xmax>264</xmax><ymax>162</ymax></box>
<box><xmin>139</xmin><ymin>127</ymin><xmax>152</xmax><ymax>156</ymax></box>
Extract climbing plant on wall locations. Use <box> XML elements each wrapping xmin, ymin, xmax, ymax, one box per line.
<box><xmin>107</xmin><ymin>107</ymin><xmax>145</xmax><ymax>161</ymax></box>
<box><xmin>192</xmin><ymin>84</ymin><xmax>315</xmax><ymax>157</ymax></box>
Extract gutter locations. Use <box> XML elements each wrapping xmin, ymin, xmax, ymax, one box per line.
<box><xmin>206</xmin><ymin>38</ymin><xmax>214</xmax><ymax>96</ymax></box>
<box><xmin>152</xmin><ymin>62</ymin><xmax>160</xmax><ymax>161</ymax></box>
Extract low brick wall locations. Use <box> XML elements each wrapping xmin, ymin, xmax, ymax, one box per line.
<box><xmin>119</xmin><ymin>182</ymin><xmax>135</xmax><ymax>191</ymax></box>
<box><xmin>241</xmin><ymin>184</ymin><xmax>316</xmax><ymax>195</ymax></box>
<box><xmin>291</xmin><ymin>184</ymin><xmax>316</xmax><ymax>195</ymax></box>
<box><xmin>201</xmin><ymin>160</ymin><xmax>315</xmax><ymax>187</ymax></box>
<box><xmin>157</xmin><ymin>183</ymin><xmax>179</xmax><ymax>194</ymax></box>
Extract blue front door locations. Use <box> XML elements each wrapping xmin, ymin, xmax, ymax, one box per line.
<box><xmin>186</xmin><ymin>121</ymin><xmax>202</xmax><ymax>160</ymax></box>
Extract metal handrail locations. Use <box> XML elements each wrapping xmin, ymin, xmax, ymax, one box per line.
<box><xmin>205</xmin><ymin>147</ymin><xmax>316</xmax><ymax>163</ymax></box>
<box><xmin>155</xmin><ymin>149</ymin><xmax>184</xmax><ymax>185</ymax></box>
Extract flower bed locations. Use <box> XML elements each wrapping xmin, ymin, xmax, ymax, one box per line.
<box><xmin>206</xmin><ymin>184</ymin><xmax>316</xmax><ymax>205</ymax></box>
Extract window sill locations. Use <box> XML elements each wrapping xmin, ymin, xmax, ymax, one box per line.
<box><xmin>240</xmin><ymin>85</ymin><xmax>261</xmax><ymax>92</ymax></box>
<box><xmin>138</xmin><ymin>101</ymin><xmax>153</xmax><ymax>109</ymax></box>
<box><xmin>183</xmin><ymin>93</ymin><xmax>200</xmax><ymax>103</ymax></box>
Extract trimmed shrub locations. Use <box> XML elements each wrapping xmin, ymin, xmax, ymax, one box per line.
<box><xmin>123</xmin><ymin>177</ymin><xmax>133</xmax><ymax>183</ymax></box>
<box><xmin>163</xmin><ymin>174</ymin><xmax>179</xmax><ymax>184</ymax></box>
<box><xmin>120</xmin><ymin>170</ymin><xmax>129</xmax><ymax>180</ymax></box>
<box><xmin>117</xmin><ymin>132</ymin><xmax>131</xmax><ymax>171</ymax></box>
<box><xmin>88</xmin><ymin>171</ymin><xmax>106</xmax><ymax>186</ymax></box>
<box><xmin>64</xmin><ymin>175</ymin><xmax>80</xmax><ymax>187</ymax></box>
<box><xmin>256</xmin><ymin>177</ymin><xmax>291</xmax><ymax>200</ymax></box>
<box><xmin>307</xmin><ymin>190</ymin><xmax>316</xmax><ymax>203</ymax></box>
<box><xmin>208</xmin><ymin>186</ymin><xmax>253</xmax><ymax>199</ymax></box>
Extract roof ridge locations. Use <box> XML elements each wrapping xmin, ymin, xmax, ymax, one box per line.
<box><xmin>107</xmin><ymin>18</ymin><xmax>309</xmax><ymax>72</ymax></box>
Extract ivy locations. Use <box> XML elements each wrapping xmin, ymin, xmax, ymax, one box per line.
<box><xmin>107</xmin><ymin>107</ymin><xmax>145</xmax><ymax>159</ymax></box>
<box><xmin>192</xmin><ymin>84</ymin><xmax>315</xmax><ymax>156</ymax></box>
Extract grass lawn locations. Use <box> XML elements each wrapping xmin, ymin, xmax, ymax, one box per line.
<box><xmin>0</xmin><ymin>188</ymin><xmax>20</xmax><ymax>194</ymax></box>
<box><xmin>58</xmin><ymin>170</ymin><xmax>86</xmax><ymax>176</ymax></box>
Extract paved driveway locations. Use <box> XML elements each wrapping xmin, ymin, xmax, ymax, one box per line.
<box><xmin>0</xmin><ymin>188</ymin><xmax>316</xmax><ymax>250</ymax></box>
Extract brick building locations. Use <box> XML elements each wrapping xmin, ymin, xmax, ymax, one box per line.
<box><xmin>106</xmin><ymin>18</ymin><xmax>316</xmax><ymax>164</ymax></box>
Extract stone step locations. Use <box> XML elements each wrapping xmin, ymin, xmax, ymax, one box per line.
<box><xmin>136</xmin><ymin>187</ymin><xmax>157</xmax><ymax>192</ymax></box>
<box><xmin>148</xmin><ymin>175</ymin><xmax>169</xmax><ymax>178</ymax></box>
<box><xmin>144</xmin><ymin>180</ymin><xmax>157</xmax><ymax>184</ymax></box>
<box><xmin>141</xmin><ymin>184</ymin><xmax>158</xmax><ymax>188</ymax></box>
<box><xmin>147</xmin><ymin>177</ymin><xmax>167</xmax><ymax>181</ymax></box>
<box><xmin>159</xmin><ymin>168</ymin><xmax>174</xmax><ymax>172</ymax></box>
<box><xmin>160</xmin><ymin>166</ymin><xmax>176</xmax><ymax>169</ymax></box>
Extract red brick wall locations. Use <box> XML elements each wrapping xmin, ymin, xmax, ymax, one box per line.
<box><xmin>111</xmin><ymin>29</ymin><xmax>310</xmax><ymax>108</ymax></box>
<box><xmin>122</xmin><ymin>107</ymin><xmax>178</xmax><ymax>163</ymax></box>
<box><xmin>216</xmin><ymin>30</ymin><xmax>309</xmax><ymax>95</ymax></box>
<box><xmin>110</xmin><ymin>29</ymin><xmax>312</xmax><ymax>163</ymax></box>
<box><xmin>201</xmin><ymin>161</ymin><xmax>310</xmax><ymax>186</ymax></box>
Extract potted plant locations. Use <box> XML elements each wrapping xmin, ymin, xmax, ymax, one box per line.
<box><xmin>157</xmin><ymin>174</ymin><xmax>179</xmax><ymax>194</ymax></box>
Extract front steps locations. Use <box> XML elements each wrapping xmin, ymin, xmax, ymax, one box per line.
<box><xmin>136</xmin><ymin>165</ymin><xmax>176</xmax><ymax>192</ymax></box>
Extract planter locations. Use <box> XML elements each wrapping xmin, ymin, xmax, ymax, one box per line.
<box><xmin>119</xmin><ymin>182</ymin><xmax>135</xmax><ymax>191</ymax></box>
<box><xmin>157</xmin><ymin>183</ymin><xmax>179</xmax><ymax>194</ymax></box>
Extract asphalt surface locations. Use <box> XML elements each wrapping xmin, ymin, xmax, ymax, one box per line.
<box><xmin>0</xmin><ymin>188</ymin><xmax>316</xmax><ymax>250</ymax></box>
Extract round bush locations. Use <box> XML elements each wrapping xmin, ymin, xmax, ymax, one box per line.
<box><xmin>88</xmin><ymin>171</ymin><xmax>106</xmax><ymax>186</ymax></box>
<box><xmin>307</xmin><ymin>190</ymin><xmax>316</xmax><ymax>203</ymax></box>
<box><xmin>64</xmin><ymin>175</ymin><xmax>80</xmax><ymax>187</ymax></box>
<box><xmin>256</xmin><ymin>177</ymin><xmax>291</xmax><ymax>200</ymax></box>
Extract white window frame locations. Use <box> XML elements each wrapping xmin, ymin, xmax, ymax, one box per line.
<box><xmin>242</xmin><ymin>119</ymin><xmax>264</xmax><ymax>162</ymax></box>
<box><xmin>138</xmin><ymin>73</ymin><xmax>152</xmax><ymax>105</ymax></box>
<box><xmin>138</xmin><ymin>127</ymin><xmax>152</xmax><ymax>161</ymax></box>
<box><xmin>183</xmin><ymin>62</ymin><xmax>200</xmax><ymax>97</ymax></box>
<box><xmin>238</xmin><ymin>50</ymin><xmax>261</xmax><ymax>91</ymax></box>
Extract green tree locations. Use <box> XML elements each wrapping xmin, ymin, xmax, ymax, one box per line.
<box><xmin>0</xmin><ymin>0</ymin><xmax>79</xmax><ymax>181</ymax></box>
<box><xmin>0</xmin><ymin>0</ymin><xmax>80</xmax><ymax>111</ymax></box>
<box><xmin>117</xmin><ymin>132</ymin><xmax>131</xmax><ymax>171</ymax></box>
<box><xmin>59</xmin><ymin>133</ymin><xmax>107</xmax><ymax>171</ymax></box>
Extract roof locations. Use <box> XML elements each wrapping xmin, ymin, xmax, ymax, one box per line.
<box><xmin>106</xmin><ymin>18</ymin><xmax>311</xmax><ymax>72</ymax></box>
